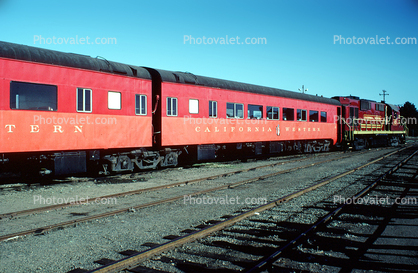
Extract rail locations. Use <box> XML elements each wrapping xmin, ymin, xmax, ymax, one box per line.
<box><xmin>83</xmin><ymin>147</ymin><xmax>409</xmax><ymax>273</ymax></box>
<box><xmin>247</xmin><ymin>146</ymin><xmax>418</xmax><ymax>272</ymax></box>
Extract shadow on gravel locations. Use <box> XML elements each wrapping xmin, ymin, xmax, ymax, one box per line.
<box><xmin>93</xmin><ymin>175</ymin><xmax>148</xmax><ymax>185</ymax></box>
<box><xmin>0</xmin><ymin>174</ymin><xmax>58</xmax><ymax>190</ymax></box>
<box><xmin>267</xmin><ymin>165</ymin><xmax>418</xmax><ymax>272</ymax></box>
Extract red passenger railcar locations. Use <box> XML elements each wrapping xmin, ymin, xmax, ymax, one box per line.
<box><xmin>147</xmin><ymin>69</ymin><xmax>341</xmax><ymax>161</ymax></box>
<box><xmin>0</xmin><ymin>41</ymin><xmax>153</xmax><ymax>174</ymax></box>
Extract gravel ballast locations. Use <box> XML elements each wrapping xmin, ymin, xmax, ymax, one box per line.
<box><xmin>0</xmin><ymin>146</ymin><xmax>417</xmax><ymax>272</ymax></box>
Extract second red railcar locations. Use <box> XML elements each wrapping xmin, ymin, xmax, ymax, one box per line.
<box><xmin>147</xmin><ymin>69</ymin><xmax>341</xmax><ymax>161</ymax></box>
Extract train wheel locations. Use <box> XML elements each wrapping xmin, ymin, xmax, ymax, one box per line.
<box><xmin>304</xmin><ymin>143</ymin><xmax>313</xmax><ymax>153</ymax></box>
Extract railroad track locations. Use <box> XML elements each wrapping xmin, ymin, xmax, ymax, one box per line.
<box><xmin>0</xmin><ymin>151</ymin><xmax>330</xmax><ymax>189</ymax></box>
<box><xmin>0</xmin><ymin>147</ymin><xmax>397</xmax><ymax>243</ymax></box>
<box><xmin>0</xmin><ymin>151</ymin><xmax>334</xmax><ymax>219</ymax></box>
<box><xmin>0</xmin><ymin>149</ymin><xmax>356</xmax><ymax>242</ymax></box>
<box><xmin>65</xmin><ymin>146</ymin><xmax>416</xmax><ymax>273</ymax></box>
<box><xmin>248</xmin><ymin>147</ymin><xmax>418</xmax><ymax>272</ymax></box>
<box><xmin>3</xmin><ymin>145</ymin><xmax>401</xmax><ymax>220</ymax></box>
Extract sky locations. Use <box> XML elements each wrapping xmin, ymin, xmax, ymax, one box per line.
<box><xmin>1</xmin><ymin>0</ymin><xmax>417</xmax><ymax>106</ymax></box>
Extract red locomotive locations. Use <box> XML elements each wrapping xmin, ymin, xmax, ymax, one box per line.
<box><xmin>333</xmin><ymin>96</ymin><xmax>406</xmax><ymax>150</ymax></box>
<box><xmin>0</xmin><ymin>41</ymin><xmax>407</xmax><ymax>175</ymax></box>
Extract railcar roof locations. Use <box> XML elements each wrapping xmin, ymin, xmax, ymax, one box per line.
<box><xmin>387</xmin><ymin>103</ymin><xmax>400</xmax><ymax>112</ymax></box>
<box><xmin>150</xmin><ymin>68</ymin><xmax>342</xmax><ymax>106</ymax></box>
<box><xmin>0</xmin><ymin>41</ymin><xmax>151</xmax><ymax>79</ymax></box>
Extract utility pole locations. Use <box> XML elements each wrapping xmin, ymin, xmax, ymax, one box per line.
<box><xmin>380</xmin><ymin>90</ymin><xmax>389</xmax><ymax>102</ymax></box>
<box><xmin>298</xmin><ymin>85</ymin><xmax>308</xmax><ymax>94</ymax></box>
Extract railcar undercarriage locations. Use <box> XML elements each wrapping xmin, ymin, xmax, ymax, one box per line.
<box><xmin>193</xmin><ymin>139</ymin><xmax>332</xmax><ymax>162</ymax></box>
<box><xmin>1</xmin><ymin>135</ymin><xmax>405</xmax><ymax>177</ymax></box>
<box><xmin>99</xmin><ymin>148</ymin><xmax>181</xmax><ymax>175</ymax></box>
<box><xmin>348</xmin><ymin>134</ymin><xmax>406</xmax><ymax>150</ymax></box>
<box><xmin>0</xmin><ymin>148</ymin><xmax>182</xmax><ymax>176</ymax></box>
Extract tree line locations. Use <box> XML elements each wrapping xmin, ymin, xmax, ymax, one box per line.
<box><xmin>400</xmin><ymin>102</ymin><xmax>418</xmax><ymax>137</ymax></box>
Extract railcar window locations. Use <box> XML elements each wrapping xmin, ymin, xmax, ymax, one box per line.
<box><xmin>108</xmin><ymin>91</ymin><xmax>121</xmax><ymax>110</ymax></box>
<box><xmin>10</xmin><ymin>81</ymin><xmax>57</xmax><ymax>111</ymax></box>
<box><xmin>189</xmin><ymin>99</ymin><xmax>199</xmax><ymax>114</ymax></box>
<box><xmin>236</xmin><ymin>104</ymin><xmax>244</xmax><ymax>118</ymax></box>
<box><xmin>282</xmin><ymin>108</ymin><xmax>294</xmax><ymax>121</ymax></box>
<box><xmin>297</xmin><ymin>109</ymin><xmax>307</xmax><ymax>121</ymax></box>
<box><xmin>349</xmin><ymin>107</ymin><xmax>359</xmax><ymax>126</ymax></box>
<box><xmin>209</xmin><ymin>101</ymin><xmax>217</xmax><ymax>118</ymax></box>
<box><xmin>226</xmin><ymin>102</ymin><xmax>244</xmax><ymax>119</ymax></box>
<box><xmin>248</xmin><ymin>104</ymin><xmax>263</xmax><ymax>119</ymax></box>
<box><xmin>360</xmin><ymin>100</ymin><xmax>371</xmax><ymax>111</ymax></box>
<box><xmin>167</xmin><ymin>97</ymin><xmax>178</xmax><ymax>116</ymax></box>
<box><xmin>321</xmin><ymin>111</ymin><xmax>327</xmax><ymax>122</ymax></box>
<box><xmin>309</xmin><ymin>110</ymin><xmax>319</xmax><ymax>122</ymax></box>
<box><xmin>349</xmin><ymin>107</ymin><xmax>359</xmax><ymax>118</ymax></box>
<box><xmin>77</xmin><ymin>88</ymin><xmax>92</xmax><ymax>112</ymax></box>
<box><xmin>266</xmin><ymin>106</ymin><xmax>279</xmax><ymax>120</ymax></box>
<box><xmin>226</xmin><ymin>103</ymin><xmax>234</xmax><ymax>118</ymax></box>
<box><xmin>135</xmin><ymin>94</ymin><xmax>147</xmax><ymax>115</ymax></box>
<box><xmin>375</xmin><ymin>104</ymin><xmax>385</xmax><ymax>111</ymax></box>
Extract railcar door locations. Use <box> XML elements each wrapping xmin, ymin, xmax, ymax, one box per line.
<box><xmin>349</xmin><ymin>107</ymin><xmax>359</xmax><ymax>130</ymax></box>
<box><xmin>337</xmin><ymin>107</ymin><xmax>342</xmax><ymax>144</ymax></box>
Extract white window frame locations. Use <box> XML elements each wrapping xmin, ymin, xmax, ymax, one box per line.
<box><xmin>267</xmin><ymin>106</ymin><xmax>280</xmax><ymax>120</ymax></box>
<box><xmin>189</xmin><ymin>99</ymin><xmax>199</xmax><ymax>114</ymax></box>
<box><xmin>321</xmin><ymin>111</ymin><xmax>327</xmax><ymax>122</ymax></box>
<box><xmin>248</xmin><ymin>104</ymin><xmax>263</xmax><ymax>119</ymax></box>
<box><xmin>226</xmin><ymin>102</ymin><xmax>244</xmax><ymax>119</ymax></box>
<box><xmin>108</xmin><ymin>91</ymin><xmax>121</xmax><ymax>110</ymax></box>
<box><xmin>297</xmin><ymin>109</ymin><xmax>307</xmax><ymax>121</ymax></box>
<box><xmin>209</xmin><ymin>100</ymin><xmax>217</xmax><ymax>118</ymax></box>
<box><xmin>167</xmin><ymin>97</ymin><xmax>178</xmax><ymax>116</ymax></box>
<box><xmin>135</xmin><ymin>94</ymin><xmax>147</xmax><ymax>115</ymax></box>
<box><xmin>77</xmin><ymin>88</ymin><xmax>92</xmax><ymax>113</ymax></box>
